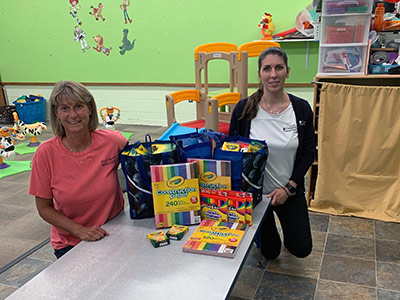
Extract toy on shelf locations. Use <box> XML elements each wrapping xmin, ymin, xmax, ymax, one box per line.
<box><xmin>0</xmin><ymin>127</ymin><xmax>17</xmax><ymax>169</ymax></box>
<box><xmin>100</xmin><ymin>106</ymin><xmax>121</xmax><ymax>130</ymax></box>
<box><xmin>258</xmin><ymin>12</ymin><xmax>274</xmax><ymax>40</ymax></box>
<box><xmin>165</xmin><ymin>42</ymin><xmax>239</xmax><ymax>134</ymax></box>
<box><xmin>13</xmin><ymin>112</ymin><xmax>47</xmax><ymax>147</ymax></box>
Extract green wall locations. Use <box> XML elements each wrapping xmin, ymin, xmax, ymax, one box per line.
<box><xmin>0</xmin><ymin>0</ymin><xmax>317</xmax><ymax>84</ymax></box>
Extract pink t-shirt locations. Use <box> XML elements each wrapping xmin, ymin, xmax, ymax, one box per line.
<box><xmin>29</xmin><ymin>130</ymin><xmax>128</xmax><ymax>250</ymax></box>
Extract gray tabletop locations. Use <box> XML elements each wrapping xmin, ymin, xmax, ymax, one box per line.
<box><xmin>6</xmin><ymin>196</ymin><xmax>270</xmax><ymax>300</ymax></box>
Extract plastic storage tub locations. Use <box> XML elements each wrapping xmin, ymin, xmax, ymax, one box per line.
<box><xmin>13</xmin><ymin>97</ymin><xmax>46</xmax><ymax>124</ymax></box>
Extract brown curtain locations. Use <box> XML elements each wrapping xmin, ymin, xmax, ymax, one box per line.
<box><xmin>309</xmin><ymin>82</ymin><xmax>400</xmax><ymax>223</ymax></box>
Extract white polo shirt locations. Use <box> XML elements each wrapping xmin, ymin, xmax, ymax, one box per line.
<box><xmin>250</xmin><ymin>103</ymin><xmax>298</xmax><ymax>194</ymax></box>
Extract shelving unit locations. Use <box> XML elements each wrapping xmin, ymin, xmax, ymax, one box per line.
<box><xmin>307</xmin><ymin>74</ymin><xmax>400</xmax><ymax>205</ymax></box>
<box><xmin>318</xmin><ymin>0</ymin><xmax>373</xmax><ymax>75</ymax></box>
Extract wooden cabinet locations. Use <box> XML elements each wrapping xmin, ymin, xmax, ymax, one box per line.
<box><xmin>307</xmin><ymin>74</ymin><xmax>400</xmax><ymax>205</ymax></box>
<box><xmin>0</xmin><ymin>85</ymin><xmax>6</xmax><ymax>106</ymax></box>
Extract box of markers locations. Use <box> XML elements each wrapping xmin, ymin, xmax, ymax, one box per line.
<box><xmin>220</xmin><ymin>190</ymin><xmax>253</xmax><ymax>226</ymax></box>
<box><xmin>200</xmin><ymin>188</ymin><xmax>228</xmax><ymax>222</ymax></box>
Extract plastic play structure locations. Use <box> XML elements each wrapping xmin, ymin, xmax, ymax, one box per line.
<box><xmin>100</xmin><ymin>106</ymin><xmax>121</xmax><ymax>130</ymax></box>
<box><xmin>165</xmin><ymin>40</ymin><xmax>280</xmax><ymax>135</ymax></box>
<box><xmin>166</xmin><ymin>42</ymin><xmax>239</xmax><ymax>134</ymax></box>
<box><xmin>13</xmin><ymin>112</ymin><xmax>47</xmax><ymax>147</ymax></box>
<box><xmin>0</xmin><ymin>127</ymin><xmax>16</xmax><ymax>169</ymax></box>
<box><xmin>236</xmin><ymin>40</ymin><xmax>281</xmax><ymax>99</ymax></box>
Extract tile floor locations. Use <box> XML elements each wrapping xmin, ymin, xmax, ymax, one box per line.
<box><xmin>1</xmin><ymin>124</ymin><xmax>400</xmax><ymax>300</ymax></box>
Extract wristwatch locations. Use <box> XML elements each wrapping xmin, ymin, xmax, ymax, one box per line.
<box><xmin>285</xmin><ymin>183</ymin><xmax>297</xmax><ymax>196</ymax></box>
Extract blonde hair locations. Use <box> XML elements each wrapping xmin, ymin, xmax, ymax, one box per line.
<box><xmin>49</xmin><ymin>81</ymin><xmax>98</xmax><ymax>136</ymax></box>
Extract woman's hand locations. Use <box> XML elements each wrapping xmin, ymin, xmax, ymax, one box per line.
<box><xmin>267</xmin><ymin>188</ymin><xmax>288</xmax><ymax>206</ymax></box>
<box><xmin>76</xmin><ymin>226</ymin><xmax>109</xmax><ymax>241</ymax></box>
<box><xmin>35</xmin><ymin>196</ymin><xmax>110</xmax><ymax>242</ymax></box>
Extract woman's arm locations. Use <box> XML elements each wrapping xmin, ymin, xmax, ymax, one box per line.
<box><xmin>35</xmin><ymin>196</ymin><xmax>109</xmax><ymax>241</ymax></box>
<box><xmin>290</xmin><ymin>104</ymin><xmax>315</xmax><ymax>185</ymax></box>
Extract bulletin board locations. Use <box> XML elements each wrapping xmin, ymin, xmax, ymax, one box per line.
<box><xmin>0</xmin><ymin>0</ymin><xmax>317</xmax><ymax>84</ymax></box>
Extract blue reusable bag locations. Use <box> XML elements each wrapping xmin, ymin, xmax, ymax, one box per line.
<box><xmin>214</xmin><ymin>134</ymin><xmax>268</xmax><ymax>205</ymax></box>
<box><xmin>169</xmin><ymin>129</ymin><xmax>226</xmax><ymax>162</ymax></box>
<box><xmin>120</xmin><ymin>135</ymin><xmax>180</xmax><ymax>219</ymax></box>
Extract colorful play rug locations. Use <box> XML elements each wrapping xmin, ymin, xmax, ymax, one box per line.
<box><xmin>14</xmin><ymin>143</ymin><xmax>39</xmax><ymax>155</ymax></box>
<box><xmin>120</xmin><ymin>131</ymin><xmax>134</xmax><ymax>140</ymax></box>
<box><xmin>0</xmin><ymin>161</ymin><xmax>31</xmax><ymax>178</ymax></box>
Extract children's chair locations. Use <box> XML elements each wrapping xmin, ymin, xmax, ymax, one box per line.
<box><xmin>165</xmin><ymin>42</ymin><xmax>238</xmax><ymax>131</ymax></box>
<box><xmin>205</xmin><ymin>92</ymin><xmax>241</xmax><ymax>134</ymax></box>
<box><xmin>236</xmin><ymin>41</ymin><xmax>281</xmax><ymax>99</ymax></box>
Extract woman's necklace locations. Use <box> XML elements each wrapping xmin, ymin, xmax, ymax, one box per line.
<box><xmin>63</xmin><ymin>136</ymin><xmax>91</xmax><ymax>152</ymax></box>
<box><xmin>264</xmin><ymin>102</ymin><xmax>285</xmax><ymax>114</ymax></box>
<box><xmin>262</xmin><ymin>94</ymin><xmax>288</xmax><ymax>114</ymax></box>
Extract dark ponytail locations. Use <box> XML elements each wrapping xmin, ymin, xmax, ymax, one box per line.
<box><xmin>240</xmin><ymin>86</ymin><xmax>263</xmax><ymax>120</ymax></box>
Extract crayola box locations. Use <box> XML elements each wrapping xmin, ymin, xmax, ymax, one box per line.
<box><xmin>166</xmin><ymin>225</ymin><xmax>189</xmax><ymax>240</ymax></box>
<box><xmin>150</xmin><ymin>162</ymin><xmax>201</xmax><ymax>229</ymax></box>
<box><xmin>147</xmin><ymin>231</ymin><xmax>170</xmax><ymax>248</ymax></box>
<box><xmin>187</xmin><ymin>158</ymin><xmax>231</xmax><ymax>191</ymax></box>
<box><xmin>200</xmin><ymin>189</ymin><xmax>228</xmax><ymax>222</ymax></box>
<box><xmin>182</xmin><ymin>220</ymin><xmax>247</xmax><ymax>258</ymax></box>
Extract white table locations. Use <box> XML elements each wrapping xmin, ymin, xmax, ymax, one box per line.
<box><xmin>6</xmin><ymin>196</ymin><xmax>270</xmax><ymax>300</ymax></box>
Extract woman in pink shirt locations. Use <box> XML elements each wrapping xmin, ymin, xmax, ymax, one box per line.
<box><xmin>29</xmin><ymin>81</ymin><xmax>128</xmax><ymax>258</ymax></box>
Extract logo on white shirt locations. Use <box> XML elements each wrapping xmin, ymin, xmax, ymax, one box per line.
<box><xmin>283</xmin><ymin>124</ymin><xmax>297</xmax><ymax>132</ymax></box>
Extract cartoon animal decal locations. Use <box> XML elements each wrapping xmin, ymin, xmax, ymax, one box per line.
<box><xmin>99</xmin><ymin>106</ymin><xmax>121</xmax><ymax>130</ymax></box>
<box><xmin>93</xmin><ymin>35</ymin><xmax>111</xmax><ymax>56</ymax></box>
<box><xmin>69</xmin><ymin>0</ymin><xmax>82</xmax><ymax>25</ymax></box>
<box><xmin>120</xmin><ymin>0</ymin><xmax>132</xmax><ymax>24</ymax></box>
<box><xmin>89</xmin><ymin>3</ymin><xmax>105</xmax><ymax>21</ymax></box>
<box><xmin>13</xmin><ymin>112</ymin><xmax>47</xmax><ymax>147</ymax></box>
<box><xmin>119</xmin><ymin>29</ymin><xmax>136</xmax><ymax>55</ymax></box>
<box><xmin>0</xmin><ymin>127</ymin><xmax>16</xmax><ymax>168</ymax></box>
<box><xmin>74</xmin><ymin>26</ymin><xmax>90</xmax><ymax>52</ymax></box>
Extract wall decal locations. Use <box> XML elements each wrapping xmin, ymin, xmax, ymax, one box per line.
<box><xmin>74</xmin><ymin>26</ymin><xmax>90</xmax><ymax>52</ymax></box>
<box><xmin>120</xmin><ymin>0</ymin><xmax>132</xmax><ymax>24</ymax></box>
<box><xmin>93</xmin><ymin>35</ymin><xmax>111</xmax><ymax>56</ymax></box>
<box><xmin>119</xmin><ymin>29</ymin><xmax>136</xmax><ymax>55</ymax></box>
<box><xmin>89</xmin><ymin>3</ymin><xmax>105</xmax><ymax>21</ymax></box>
<box><xmin>69</xmin><ymin>0</ymin><xmax>82</xmax><ymax>25</ymax></box>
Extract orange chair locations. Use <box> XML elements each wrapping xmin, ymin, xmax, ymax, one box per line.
<box><xmin>205</xmin><ymin>92</ymin><xmax>241</xmax><ymax>134</ymax></box>
<box><xmin>165</xmin><ymin>42</ymin><xmax>238</xmax><ymax>132</ymax></box>
<box><xmin>236</xmin><ymin>41</ymin><xmax>281</xmax><ymax>99</ymax></box>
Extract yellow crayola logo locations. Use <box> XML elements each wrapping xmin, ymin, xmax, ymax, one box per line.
<box><xmin>167</xmin><ymin>176</ymin><xmax>184</xmax><ymax>188</ymax></box>
<box><xmin>200</xmin><ymin>171</ymin><xmax>217</xmax><ymax>182</ymax></box>
<box><xmin>211</xmin><ymin>226</ymin><xmax>229</xmax><ymax>231</ymax></box>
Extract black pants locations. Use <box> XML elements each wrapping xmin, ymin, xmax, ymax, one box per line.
<box><xmin>54</xmin><ymin>245</ymin><xmax>74</xmax><ymax>259</ymax></box>
<box><xmin>260</xmin><ymin>193</ymin><xmax>312</xmax><ymax>259</ymax></box>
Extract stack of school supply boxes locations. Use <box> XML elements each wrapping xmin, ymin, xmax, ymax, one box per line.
<box><xmin>147</xmin><ymin>157</ymin><xmax>254</xmax><ymax>255</ymax></box>
<box><xmin>188</xmin><ymin>158</ymin><xmax>253</xmax><ymax>226</ymax></box>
